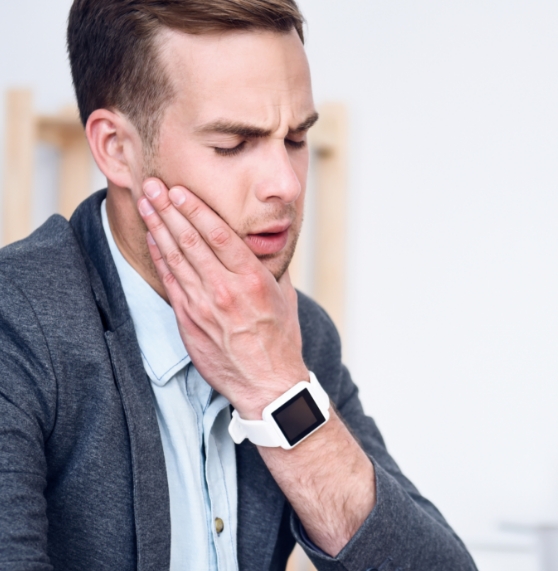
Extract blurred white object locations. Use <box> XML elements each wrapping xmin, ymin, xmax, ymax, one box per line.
<box><xmin>502</xmin><ymin>523</ymin><xmax>558</xmax><ymax>571</ymax></box>
<box><xmin>535</xmin><ymin>526</ymin><xmax>558</xmax><ymax>571</ymax></box>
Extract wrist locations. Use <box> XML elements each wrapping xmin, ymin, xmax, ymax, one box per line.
<box><xmin>232</xmin><ymin>367</ymin><xmax>310</xmax><ymax>421</ymax></box>
<box><xmin>229</xmin><ymin>371</ymin><xmax>331</xmax><ymax>450</ymax></box>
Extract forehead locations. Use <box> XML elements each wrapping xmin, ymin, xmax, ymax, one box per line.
<box><xmin>158</xmin><ymin>28</ymin><xmax>314</xmax><ymax>130</ymax></box>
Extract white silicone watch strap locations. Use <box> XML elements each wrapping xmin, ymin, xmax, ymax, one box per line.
<box><xmin>228</xmin><ymin>411</ymin><xmax>282</xmax><ymax>447</ymax></box>
<box><xmin>228</xmin><ymin>372</ymin><xmax>329</xmax><ymax>448</ymax></box>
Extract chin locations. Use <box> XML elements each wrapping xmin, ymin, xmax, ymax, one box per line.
<box><xmin>266</xmin><ymin>259</ymin><xmax>291</xmax><ymax>281</ymax></box>
<box><xmin>259</xmin><ymin>242</ymin><xmax>297</xmax><ymax>281</ymax></box>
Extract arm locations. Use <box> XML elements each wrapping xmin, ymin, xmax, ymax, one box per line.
<box><xmin>294</xmin><ymin>309</ymin><xmax>477</xmax><ymax>570</ymax></box>
<box><xmin>258</xmin><ymin>407</ymin><xmax>374</xmax><ymax>554</ymax></box>
<box><xmin>137</xmin><ymin>179</ymin><xmax>477</xmax><ymax>570</ymax></box>
<box><xmin>0</xmin><ymin>273</ymin><xmax>55</xmax><ymax>571</ymax></box>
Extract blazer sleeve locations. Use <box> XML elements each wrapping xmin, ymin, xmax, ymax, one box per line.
<box><xmin>292</xmin><ymin>295</ymin><xmax>478</xmax><ymax>571</ymax></box>
<box><xmin>0</xmin><ymin>274</ymin><xmax>55</xmax><ymax>571</ymax></box>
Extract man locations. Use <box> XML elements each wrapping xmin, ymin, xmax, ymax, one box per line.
<box><xmin>0</xmin><ymin>1</ymin><xmax>477</xmax><ymax>570</ymax></box>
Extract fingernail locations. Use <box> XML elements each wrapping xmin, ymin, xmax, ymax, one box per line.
<box><xmin>144</xmin><ymin>180</ymin><xmax>161</xmax><ymax>199</ymax></box>
<box><xmin>138</xmin><ymin>198</ymin><xmax>155</xmax><ymax>216</ymax></box>
<box><xmin>146</xmin><ymin>232</ymin><xmax>156</xmax><ymax>245</ymax></box>
<box><xmin>169</xmin><ymin>187</ymin><xmax>186</xmax><ymax>206</ymax></box>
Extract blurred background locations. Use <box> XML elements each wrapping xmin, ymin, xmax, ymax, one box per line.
<box><xmin>1</xmin><ymin>1</ymin><xmax>557</xmax><ymax>570</ymax></box>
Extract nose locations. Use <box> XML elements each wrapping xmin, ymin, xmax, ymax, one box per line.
<box><xmin>253</xmin><ymin>142</ymin><xmax>302</xmax><ymax>205</ymax></box>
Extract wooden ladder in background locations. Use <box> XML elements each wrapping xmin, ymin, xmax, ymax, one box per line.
<box><xmin>2</xmin><ymin>88</ymin><xmax>91</xmax><ymax>244</ymax></box>
<box><xmin>289</xmin><ymin>101</ymin><xmax>348</xmax><ymax>338</ymax></box>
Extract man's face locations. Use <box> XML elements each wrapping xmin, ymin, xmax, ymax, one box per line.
<box><xmin>144</xmin><ymin>28</ymin><xmax>316</xmax><ymax>279</ymax></box>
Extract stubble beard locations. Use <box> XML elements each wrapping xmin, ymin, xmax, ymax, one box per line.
<box><xmin>258</xmin><ymin>219</ymin><xmax>302</xmax><ymax>281</ymax></box>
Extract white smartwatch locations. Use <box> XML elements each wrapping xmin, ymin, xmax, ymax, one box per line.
<box><xmin>228</xmin><ymin>371</ymin><xmax>330</xmax><ymax>450</ymax></box>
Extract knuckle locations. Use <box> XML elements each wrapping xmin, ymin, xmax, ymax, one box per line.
<box><xmin>158</xmin><ymin>198</ymin><xmax>175</xmax><ymax>216</ymax></box>
<box><xmin>213</xmin><ymin>283</ymin><xmax>233</xmax><ymax>309</ymax></box>
<box><xmin>178</xmin><ymin>228</ymin><xmax>200</xmax><ymax>250</ymax></box>
<box><xmin>149</xmin><ymin>217</ymin><xmax>166</xmax><ymax>234</ymax></box>
<box><xmin>209</xmin><ymin>226</ymin><xmax>231</xmax><ymax>248</ymax></box>
<box><xmin>245</xmin><ymin>273</ymin><xmax>265</xmax><ymax>295</ymax></box>
<box><xmin>196</xmin><ymin>300</ymin><xmax>214</xmax><ymax>322</ymax></box>
<box><xmin>162</xmin><ymin>270</ymin><xmax>177</xmax><ymax>288</ymax></box>
<box><xmin>185</xmin><ymin>202</ymin><xmax>203</xmax><ymax>220</ymax></box>
<box><xmin>164</xmin><ymin>247</ymin><xmax>184</xmax><ymax>270</ymax></box>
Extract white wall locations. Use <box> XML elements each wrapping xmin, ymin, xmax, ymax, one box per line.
<box><xmin>297</xmin><ymin>1</ymin><xmax>558</xmax><ymax>568</ymax></box>
<box><xmin>2</xmin><ymin>1</ymin><xmax>558</xmax><ymax>569</ymax></box>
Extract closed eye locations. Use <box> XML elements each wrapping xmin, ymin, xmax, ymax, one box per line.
<box><xmin>214</xmin><ymin>141</ymin><xmax>247</xmax><ymax>157</ymax></box>
<box><xmin>285</xmin><ymin>139</ymin><xmax>306</xmax><ymax>150</ymax></box>
<box><xmin>213</xmin><ymin>137</ymin><xmax>306</xmax><ymax>157</ymax></box>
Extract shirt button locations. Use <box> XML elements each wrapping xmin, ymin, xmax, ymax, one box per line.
<box><xmin>215</xmin><ymin>517</ymin><xmax>224</xmax><ymax>535</ymax></box>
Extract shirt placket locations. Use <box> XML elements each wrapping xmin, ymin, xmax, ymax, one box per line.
<box><xmin>204</xmin><ymin>399</ymin><xmax>239</xmax><ymax>571</ymax></box>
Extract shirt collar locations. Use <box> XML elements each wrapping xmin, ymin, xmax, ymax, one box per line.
<box><xmin>101</xmin><ymin>199</ymin><xmax>191</xmax><ymax>386</ymax></box>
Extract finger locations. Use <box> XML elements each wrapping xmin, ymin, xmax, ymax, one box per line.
<box><xmin>278</xmin><ymin>268</ymin><xmax>299</xmax><ymax>305</ymax></box>
<box><xmin>278</xmin><ymin>267</ymin><xmax>293</xmax><ymax>289</ymax></box>
<box><xmin>139</xmin><ymin>195</ymin><xmax>201</xmax><ymax>293</ymax></box>
<box><xmin>143</xmin><ymin>179</ymin><xmax>235</xmax><ymax>281</ymax></box>
<box><xmin>147</xmin><ymin>232</ymin><xmax>209</xmax><ymax>346</ymax></box>
<box><xmin>165</xmin><ymin>183</ymin><xmax>258</xmax><ymax>276</ymax></box>
<box><xmin>146</xmin><ymin>232</ymin><xmax>205</xmax><ymax>340</ymax></box>
<box><xmin>146</xmin><ymin>231</ymin><xmax>188</xmax><ymax>297</ymax></box>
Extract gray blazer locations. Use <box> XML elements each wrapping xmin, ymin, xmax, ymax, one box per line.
<box><xmin>0</xmin><ymin>190</ymin><xmax>477</xmax><ymax>571</ymax></box>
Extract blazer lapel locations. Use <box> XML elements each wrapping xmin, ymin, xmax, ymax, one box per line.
<box><xmin>105</xmin><ymin>325</ymin><xmax>170</xmax><ymax>571</ymax></box>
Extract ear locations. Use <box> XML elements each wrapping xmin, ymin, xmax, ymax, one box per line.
<box><xmin>85</xmin><ymin>109</ymin><xmax>143</xmax><ymax>191</ymax></box>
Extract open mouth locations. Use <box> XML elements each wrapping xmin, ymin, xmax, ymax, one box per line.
<box><xmin>244</xmin><ymin>228</ymin><xmax>290</xmax><ymax>256</ymax></box>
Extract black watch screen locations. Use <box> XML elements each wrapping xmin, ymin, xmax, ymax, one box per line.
<box><xmin>271</xmin><ymin>388</ymin><xmax>326</xmax><ymax>446</ymax></box>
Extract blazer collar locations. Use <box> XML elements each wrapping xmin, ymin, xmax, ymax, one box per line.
<box><xmin>69</xmin><ymin>189</ymin><xmax>131</xmax><ymax>333</ymax></box>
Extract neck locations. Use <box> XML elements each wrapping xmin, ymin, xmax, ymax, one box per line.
<box><xmin>106</xmin><ymin>183</ymin><xmax>169</xmax><ymax>302</ymax></box>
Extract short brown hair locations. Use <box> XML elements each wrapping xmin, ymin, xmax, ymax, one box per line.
<box><xmin>67</xmin><ymin>0</ymin><xmax>305</xmax><ymax>150</ymax></box>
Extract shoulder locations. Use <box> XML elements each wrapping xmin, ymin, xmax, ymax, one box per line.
<box><xmin>0</xmin><ymin>216</ymin><xmax>79</xmax><ymax>436</ymax></box>
<box><xmin>0</xmin><ymin>214</ymin><xmax>92</xmax><ymax>310</ymax></box>
<box><xmin>0</xmin><ymin>214</ymin><xmax>106</xmax><ymax>433</ymax></box>
<box><xmin>297</xmin><ymin>290</ymin><xmax>341</xmax><ymax>355</ymax></box>
<box><xmin>296</xmin><ymin>290</ymin><xmax>345</xmax><ymax>397</ymax></box>
<box><xmin>0</xmin><ymin>214</ymin><xmax>85</xmax><ymax>282</ymax></box>
<box><xmin>0</xmin><ymin>214</ymin><xmax>101</xmax><ymax>378</ymax></box>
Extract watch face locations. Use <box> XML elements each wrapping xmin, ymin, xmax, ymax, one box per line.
<box><xmin>271</xmin><ymin>388</ymin><xmax>326</xmax><ymax>446</ymax></box>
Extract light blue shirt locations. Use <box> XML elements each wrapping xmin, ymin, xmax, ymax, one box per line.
<box><xmin>101</xmin><ymin>200</ymin><xmax>238</xmax><ymax>571</ymax></box>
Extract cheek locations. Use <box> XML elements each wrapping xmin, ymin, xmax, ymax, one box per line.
<box><xmin>159</xmin><ymin>146</ymin><xmax>248</xmax><ymax>227</ymax></box>
<box><xmin>193</xmin><ymin>165</ymin><xmax>249</xmax><ymax>226</ymax></box>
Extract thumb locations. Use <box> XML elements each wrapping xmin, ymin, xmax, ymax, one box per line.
<box><xmin>278</xmin><ymin>268</ymin><xmax>299</xmax><ymax>305</ymax></box>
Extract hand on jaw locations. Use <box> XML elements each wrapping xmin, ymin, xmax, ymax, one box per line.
<box><xmin>137</xmin><ymin>177</ymin><xmax>376</xmax><ymax>557</ymax></box>
<box><xmin>137</xmin><ymin>177</ymin><xmax>309</xmax><ymax>420</ymax></box>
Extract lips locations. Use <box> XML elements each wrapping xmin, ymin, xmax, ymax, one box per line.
<box><xmin>244</xmin><ymin>223</ymin><xmax>291</xmax><ymax>256</ymax></box>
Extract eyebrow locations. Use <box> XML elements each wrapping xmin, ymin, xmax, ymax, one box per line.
<box><xmin>195</xmin><ymin>111</ymin><xmax>319</xmax><ymax>139</ymax></box>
